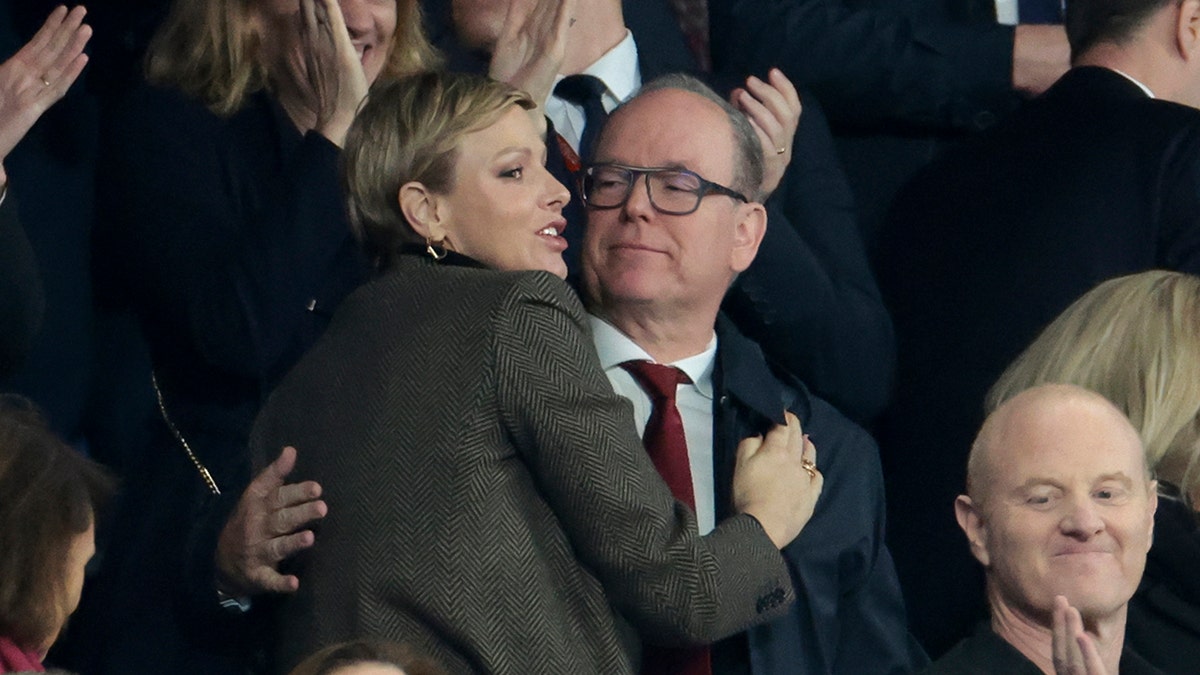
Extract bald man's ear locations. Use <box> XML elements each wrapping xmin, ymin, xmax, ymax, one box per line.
<box><xmin>729</xmin><ymin>201</ymin><xmax>767</xmax><ymax>273</ymax></box>
<box><xmin>955</xmin><ymin>495</ymin><xmax>991</xmax><ymax>567</ymax></box>
<box><xmin>399</xmin><ymin>181</ymin><xmax>447</xmax><ymax>242</ymax></box>
<box><xmin>1176</xmin><ymin>0</ymin><xmax>1200</xmax><ymax>61</ymax></box>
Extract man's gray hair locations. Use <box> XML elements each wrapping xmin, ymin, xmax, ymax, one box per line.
<box><xmin>634</xmin><ymin>73</ymin><xmax>766</xmax><ymax>201</ymax></box>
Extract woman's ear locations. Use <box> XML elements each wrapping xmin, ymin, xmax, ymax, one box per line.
<box><xmin>398</xmin><ymin>181</ymin><xmax>446</xmax><ymax>241</ymax></box>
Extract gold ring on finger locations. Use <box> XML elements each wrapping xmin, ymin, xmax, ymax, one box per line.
<box><xmin>801</xmin><ymin>458</ymin><xmax>817</xmax><ymax>478</ymax></box>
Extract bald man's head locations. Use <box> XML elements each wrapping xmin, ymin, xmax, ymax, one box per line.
<box><xmin>955</xmin><ymin>383</ymin><xmax>1156</xmax><ymax>627</ymax></box>
<box><xmin>965</xmin><ymin>384</ymin><xmax>1150</xmax><ymax>505</ymax></box>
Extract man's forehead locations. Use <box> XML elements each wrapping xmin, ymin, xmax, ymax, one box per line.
<box><xmin>598</xmin><ymin>90</ymin><xmax>734</xmax><ymax>170</ymax></box>
<box><xmin>992</xmin><ymin>408</ymin><xmax>1144</xmax><ymax>480</ymax></box>
<box><xmin>972</xmin><ymin>385</ymin><xmax>1148</xmax><ymax>496</ymax></box>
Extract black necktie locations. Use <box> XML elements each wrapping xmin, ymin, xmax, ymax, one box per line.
<box><xmin>554</xmin><ymin>74</ymin><xmax>609</xmax><ymax>163</ymax></box>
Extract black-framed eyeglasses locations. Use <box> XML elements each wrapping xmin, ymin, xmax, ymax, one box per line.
<box><xmin>579</xmin><ymin>163</ymin><xmax>749</xmax><ymax>216</ymax></box>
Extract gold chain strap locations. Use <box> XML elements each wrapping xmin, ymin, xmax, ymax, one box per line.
<box><xmin>150</xmin><ymin>371</ymin><xmax>221</xmax><ymax>496</ymax></box>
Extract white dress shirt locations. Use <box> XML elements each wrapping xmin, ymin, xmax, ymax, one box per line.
<box><xmin>589</xmin><ymin>315</ymin><xmax>718</xmax><ymax>535</ymax></box>
<box><xmin>545</xmin><ymin>30</ymin><xmax>642</xmax><ymax>153</ymax></box>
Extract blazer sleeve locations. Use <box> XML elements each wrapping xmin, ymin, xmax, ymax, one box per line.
<box><xmin>710</xmin><ymin>0</ymin><xmax>1017</xmax><ymax>132</ymax></box>
<box><xmin>492</xmin><ymin>274</ymin><xmax>795</xmax><ymax>645</ymax></box>
<box><xmin>724</xmin><ymin>95</ymin><xmax>895</xmax><ymax>424</ymax></box>
<box><xmin>96</xmin><ymin>85</ymin><xmax>357</xmax><ymax>382</ymax></box>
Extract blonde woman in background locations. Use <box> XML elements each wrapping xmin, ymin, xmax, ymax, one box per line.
<box><xmin>987</xmin><ymin>270</ymin><xmax>1200</xmax><ymax>675</ymax></box>
<box><xmin>69</xmin><ymin>0</ymin><xmax>438</xmax><ymax>672</ymax></box>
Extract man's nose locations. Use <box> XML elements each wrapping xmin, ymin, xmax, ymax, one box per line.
<box><xmin>1060</xmin><ymin>495</ymin><xmax>1105</xmax><ymax>538</ymax></box>
<box><xmin>622</xmin><ymin>173</ymin><xmax>655</xmax><ymax>219</ymax></box>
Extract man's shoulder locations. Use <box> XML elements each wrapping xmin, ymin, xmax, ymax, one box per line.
<box><xmin>716</xmin><ymin>315</ymin><xmax>876</xmax><ymax>457</ymax></box>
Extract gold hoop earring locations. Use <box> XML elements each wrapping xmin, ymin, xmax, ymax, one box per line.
<box><xmin>426</xmin><ymin>237</ymin><xmax>448</xmax><ymax>261</ymax></box>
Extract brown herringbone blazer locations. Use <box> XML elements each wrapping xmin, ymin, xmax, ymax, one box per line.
<box><xmin>251</xmin><ymin>253</ymin><xmax>793</xmax><ymax>674</ymax></box>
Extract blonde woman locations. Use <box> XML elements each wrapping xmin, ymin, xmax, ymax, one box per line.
<box><xmin>74</xmin><ymin>0</ymin><xmax>438</xmax><ymax>672</ymax></box>
<box><xmin>254</xmin><ymin>70</ymin><xmax>816</xmax><ymax>674</ymax></box>
<box><xmin>987</xmin><ymin>270</ymin><xmax>1200</xmax><ymax>675</ymax></box>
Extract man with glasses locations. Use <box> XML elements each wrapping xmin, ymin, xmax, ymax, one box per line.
<box><xmin>580</xmin><ymin>73</ymin><xmax>924</xmax><ymax>675</ymax></box>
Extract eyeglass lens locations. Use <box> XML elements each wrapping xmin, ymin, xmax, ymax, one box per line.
<box><xmin>586</xmin><ymin>166</ymin><xmax>705</xmax><ymax>215</ymax></box>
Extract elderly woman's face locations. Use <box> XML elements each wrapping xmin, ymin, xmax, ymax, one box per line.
<box><xmin>435</xmin><ymin>106</ymin><xmax>571</xmax><ymax>278</ymax></box>
<box><xmin>257</xmin><ymin>0</ymin><xmax>398</xmax><ymax>85</ymax></box>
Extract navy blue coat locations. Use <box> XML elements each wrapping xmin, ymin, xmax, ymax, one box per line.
<box><xmin>710</xmin><ymin>316</ymin><xmax>924</xmax><ymax>674</ymax></box>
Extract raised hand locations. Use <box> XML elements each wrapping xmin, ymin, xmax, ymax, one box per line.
<box><xmin>215</xmin><ymin>446</ymin><xmax>327</xmax><ymax>596</ymax></box>
<box><xmin>0</xmin><ymin>5</ymin><xmax>91</xmax><ymax>183</ymax></box>
<box><xmin>730</xmin><ymin>68</ymin><xmax>802</xmax><ymax>200</ymax></box>
<box><xmin>284</xmin><ymin>0</ymin><xmax>369</xmax><ymax>146</ymax></box>
<box><xmin>732</xmin><ymin>412</ymin><xmax>823</xmax><ymax>548</ymax></box>
<box><xmin>488</xmin><ymin>0</ymin><xmax>578</xmax><ymax>110</ymax></box>
<box><xmin>1052</xmin><ymin>595</ymin><xmax>1111</xmax><ymax>675</ymax></box>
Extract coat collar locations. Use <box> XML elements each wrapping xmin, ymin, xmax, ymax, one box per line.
<box><xmin>1045</xmin><ymin>66</ymin><xmax>1153</xmax><ymax>103</ymax></box>
<box><xmin>713</xmin><ymin>314</ymin><xmax>805</xmax><ymax>427</ymax></box>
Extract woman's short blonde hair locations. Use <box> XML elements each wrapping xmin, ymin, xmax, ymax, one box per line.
<box><xmin>145</xmin><ymin>0</ymin><xmax>440</xmax><ymax>116</ymax></box>
<box><xmin>987</xmin><ymin>271</ymin><xmax>1200</xmax><ymax>498</ymax></box>
<box><xmin>343</xmin><ymin>71</ymin><xmax>535</xmax><ymax>268</ymax></box>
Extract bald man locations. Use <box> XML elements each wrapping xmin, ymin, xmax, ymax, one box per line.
<box><xmin>926</xmin><ymin>384</ymin><xmax>1161</xmax><ymax>674</ymax></box>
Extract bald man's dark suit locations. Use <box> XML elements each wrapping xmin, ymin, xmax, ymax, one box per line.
<box><xmin>877</xmin><ymin>66</ymin><xmax>1200</xmax><ymax>655</ymax></box>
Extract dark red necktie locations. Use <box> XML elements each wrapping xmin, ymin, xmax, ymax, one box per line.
<box><xmin>620</xmin><ymin>360</ymin><xmax>712</xmax><ymax>675</ymax></box>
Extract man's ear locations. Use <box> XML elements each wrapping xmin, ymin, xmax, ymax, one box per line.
<box><xmin>1176</xmin><ymin>0</ymin><xmax>1200</xmax><ymax>61</ymax></box>
<box><xmin>729</xmin><ymin>201</ymin><xmax>767</xmax><ymax>274</ymax></box>
<box><xmin>955</xmin><ymin>495</ymin><xmax>991</xmax><ymax>567</ymax></box>
<box><xmin>398</xmin><ymin>181</ymin><xmax>448</xmax><ymax>242</ymax></box>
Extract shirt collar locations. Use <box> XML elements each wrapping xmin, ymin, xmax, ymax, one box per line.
<box><xmin>589</xmin><ymin>314</ymin><xmax>716</xmax><ymax>398</ymax></box>
<box><xmin>549</xmin><ymin>29</ymin><xmax>641</xmax><ymax>111</ymax></box>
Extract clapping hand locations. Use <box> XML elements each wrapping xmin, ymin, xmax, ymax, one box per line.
<box><xmin>730</xmin><ymin>68</ymin><xmax>802</xmax><ymax>200</ymax></box>
<box><xmin>0</xmin><ymin>5</ymin><xmax>91</xmax><ymax>185</ymax></box>
<box><xmin>488</xmin><ymin>0</ymin><xmax>578</xmax><ymax>124</ymax></box>
<box><xmin>1052</xmin><ymin>595</ymin><xmax>1111</xmax><ymax>675</ymax></box>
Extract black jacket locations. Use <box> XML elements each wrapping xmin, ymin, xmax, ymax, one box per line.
<box><xmin>709</xmin><ymin>316</ymin><xmax>924</xmax><ymax>674</ymax></box>
<box><xmin>876</xmin><ymin>66</ymin><xmax>1200</xmax><ymax>655</ymax></box>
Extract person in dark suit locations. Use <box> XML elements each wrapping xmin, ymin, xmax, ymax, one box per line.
<box><xmin>253</xmin><ymin>71</ymin><xmax>820</xmax><ymax>674</ymax></box>
<box><xmin>926</xmin><ymin>385</ymin><xmax>1161</xmax><ymax>674</ymax></box>
<box><xmin>875</xmin><ymin>0</ymin><xmax>1200</xmax><ymax>654</ymax></box>
<box><xmin>64</xmin><ymin>1</ymin><xmax>439</xmax><ymax>672</ymax></box>
<box><xmin>581</xmin><ymin>73</ymin><xmax>923</xmax><ymax>675</ymax></box>
<box><xmin>427</xmin><ymin>0</ymin><xmax>895</xmax><ymax>424</ymax></box>
<box><xmin>986</xmin><ymin>271</ymin><xmax>1200</xmax><ymax>674</ymax></box>
<box><xmin>708</xmin><ymin>0</ymin><xmax>1071</xmax><ymax>246</ymax></box>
